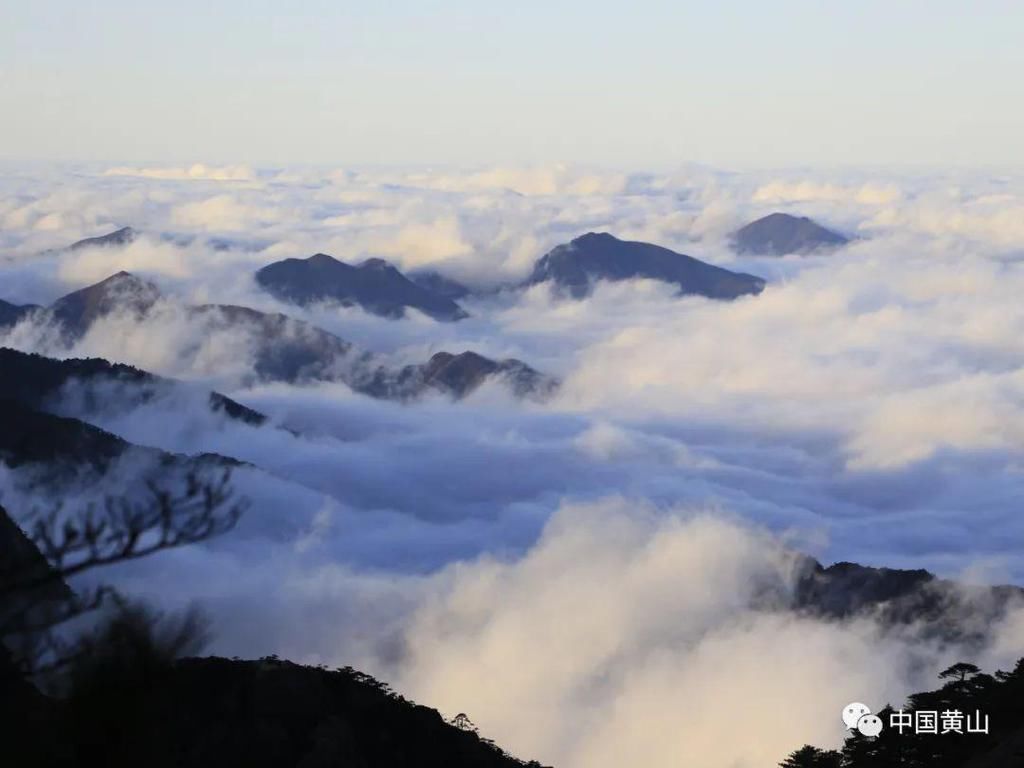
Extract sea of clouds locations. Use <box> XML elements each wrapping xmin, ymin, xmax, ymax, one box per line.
<box><xmin>2</xmin><ymin>162</ymin><xmax>1024</xmax><ymax>766</ymax></box>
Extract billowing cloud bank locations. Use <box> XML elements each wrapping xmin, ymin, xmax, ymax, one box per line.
<box><xmin>388</xmin><ymin>500</ymin><xmax>1024</xmax><ymax>768</ymax></box>
<box><xmin>3</xmin><ymin>162</ymin><xmax>1024</xmax><ymax>766</ymax></box>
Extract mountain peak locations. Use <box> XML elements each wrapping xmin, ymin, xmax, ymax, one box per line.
<box><xmin>415</xmin><ymin>350</ymin><xmax>554</xmax><ymax>399</ymax></box>
<box><xmin>88</xmin><ymin>270</ymin><xmax>157</xmax><ymax>293</ymax></box>
<box><xmin>527</xmin><ymin>232</ymin><xmax>765</xmax><ymax>300</ymax></box>
<box><xmin>306</xmin><ymin>252</ymin><xmax>339</xmax><ymax>265</ymax></box>
<box><xmin>572</xmin><ymin>231</ymin><xmax>618</xmax><ymax>246</ymax></box>
<box><xmin>732</xmin><ymin>212</ymin><xmax>849</xmax><ymax>256</ymax></box>
<box><xmin>256</xmin><ymin>253</ymin><xmax>468</xmax><ymax>321</ymax></box>
<box><xmin>69</xmin><ymin>226</ymin><xmax>137</xmax><ymax>251</ymax></box>
<box><xmin>104</xmin><ymin>270</ymin><xmax>140</xmax><ymax>283</ymax></box>
<box><xmin>47</xmin><ymin>272</ymin><xmax>161</xmax><ymax>340</ymax></box>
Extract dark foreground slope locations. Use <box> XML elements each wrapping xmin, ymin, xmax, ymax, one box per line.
<box><xmin>0</xmin><ymin>503</ymin><xmax>545</xmax><ymax>767</ymax></box>
<box><xmin>0</xmin><ymin>503</ymin><xmax>73</xmax><ymax>641</ymax></box>
<box><xmin>99</xmin><ymin>657</ymin><xmax>540</xmax><ymax>768</ymax></box>
<box><xmin>0</xmin><ymin>397</ymin><xmax>243</xmax><ymax>484</ymax></box>
<box><xmin>4</xmin><ymin>655</ymin><xmax>545</xmax><ymax>768</ymax></box>
<box><xmin>0</xmin><ymin>398</ymin><xmax>128</xmax><ymax>473</ymax></box>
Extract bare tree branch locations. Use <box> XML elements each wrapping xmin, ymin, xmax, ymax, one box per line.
<box><xmin>0</xmin><ymin>467</ymin><xmax>246</xmax><ymax>676</ymax></box>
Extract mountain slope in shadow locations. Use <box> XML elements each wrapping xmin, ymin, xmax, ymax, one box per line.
<box><xmin>68</xmin><ymin>226</ymin><xmax>138</xmax><ymax>251</ymax></box>
<box><xmin>4</xmin><ymin>652</ymin><xmax>548</xmax><ymax>768</ymax></box>
<box><xmin>790</xmin><ymin>557</ymin><xmax>1024</xmax><ymax>645</ymax></box>
<box><xmin>0</xmin><ymin>348</ymin><xmax>265</xmax><ymax>427</ymax></box>
<box><xmin>0</xmin><ymin>398</ymin><xmax>242</xmax><ymax>480</ymax></box>
<box><xmin>0</xmin><ymin>299</ymin><xmax>40</xmax><ymax>329</ymax></box>
<box><xmin>525</xmin><ymin>232</ymin><xmax>766</xmax><ymax>299</ymax></box>
<box><xmin>732</xmin><ymin>212</ymin><xmax>849</xmax><ymax>256</ymax></box>
<box><xmin>45</xmin><ymin>272</ymin><xmax>161</xmax><ymax>342</ymax></box>
<box><xmin>256</xmin><ymin>253</ymin><xmax>469</xmax><ymax>321</ymax></box>
<box><xmin>409</xmin><ymin>269</ymin><xmax>473</xmax><ymax>300</ymax></box>
<box><xmin>364</xmin><ymin>351</ymin><xmax>556</xmax><ymax>401</ymax></box>
<box><xmin>4</xmin><ymin>274</ymin><xmax>553</xmax><ymax>401</ymax></box>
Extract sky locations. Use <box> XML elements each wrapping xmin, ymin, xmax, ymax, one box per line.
<box><xmin>2</xmin><ymin>0</ymin><xmax>1023</xmax><ymax>169</ymax></box>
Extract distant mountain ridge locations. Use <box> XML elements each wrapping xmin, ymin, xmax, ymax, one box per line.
<box><xmin>68</xmin><ymin>226</ymin><xmax>137</xmax><ymax>251</ymax></box>
<box><xmin>256</xmin><ymin>253</ymin><xmax>469</xmax><ymax>321</ymax></box>
<box><xmin>525</xmin><ymin>232</ymin><xmax>766</xmax><ymax>299</ymax></box>
<box><xmin>732</xmin><ymin>212</ymin><xmax>849</xmax><ymax>256</ymax></box>
<box><xmin>363</xmin><ymin>351</ymin><xmax>557</xmax><ymax>401</ymax></box>
<box><xmin>0</xmin><ymin>272</ymin><xmax>367</xmax><ymax>387</ymax></box>
<box><xmin>416</xmin><ymin>351</ymin><xmax>554</xmax><ymax>400</ymax></box>
<box><xmin>52</xmin><ymin>228</ymin><xmax>472</xmax><ymax>322</ymax></box>
<box><xmin>0</xmin><ymin>299</ymin><xmax>39</xmax><ymax>329</ymax></box>
<box><xmin>1</xmin><ymin>227</ymin><xmax>559</xmax><ymax>402</ymax></box>
<box><xmin>0</xmin><ymin>274</ymin><xmax>553</xmax><ymax>402</ymax></box>
<box><xmin>0</xmin><ymin>347</ymin><xmax>266</xmax><ymax>427</ymax></box>
<box><xmin>0</xmin><ymin>396</ymin><xmax>245</xmax><ymax>485</ymax></box>
<box><xmin>186</xmin><ymin>303</ymin><xmax>362</xmax><ymax>385</ymax></box>
<box><xmin>790</xmin><ymin>556</ymin><xmax>1024</xmax><ymax>645</ymax></box>
<box><xmin>409</xmin><ymin>269</ymin><xmax>473</xmax><ymax>300</ymax></box>
<box><xmin>0</xmin><ymin>353</ymin><xmax>254</xmax><ymax>481</ymax></box>
<box><xmin>0</xmin><ymin>398</ymin><xmax>135</xmax><ymax>473</ymax></box>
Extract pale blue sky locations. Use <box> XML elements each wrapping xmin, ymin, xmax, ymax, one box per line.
<box><xmin>1</xmin><ymin>0</ymin><xmax>1022</xmax><ymax>169</ymax></box>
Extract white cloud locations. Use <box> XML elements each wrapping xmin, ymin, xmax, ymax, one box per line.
<box><xmin>104</xmin><ymin>163</ymin><xmax>256</xmax><ymax>182</ymax></box>
<box><xmin>366</xmin><ymin>215</ymin><xmax>474</xmax><ymax>268</ymax></box>
<box><xmin>864</xmin><ymin>196</ymin><xmax>1024</xmax><ymax>246</ymax></box>
<box><xmin>384</xmin><ymin>500</ymin><xmax>1024</xmax><ymax>768</ymax></box>
<box><xmin>753</xmin><ymin>180</ymin><xmax>902</xmax><ymax>206</ymax></box>
<box><xmin>171</xmin><ymin>194</ymin><xmax>285</xmax><ymax>231</ymax></box>
<box><xmin>401</xmin><ymin>165</ymin><xmax>632</xmax><ymax>197</ymax></box>
<box><xmin>57</xmin><ymin>237</ymin><xmax>195</xmax><ymax>283</ymax></box>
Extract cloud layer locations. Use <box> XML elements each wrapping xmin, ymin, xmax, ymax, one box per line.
<box><xmin>3</xmin><ymin>162</ymin><xmax>1024</xmax><ymax>766</ymax></box>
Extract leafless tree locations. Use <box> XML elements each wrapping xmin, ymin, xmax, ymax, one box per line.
<box><xmin>0</xmin><ymin>468</ymin><xmax>246</xmax><ymax>677</ymax></box>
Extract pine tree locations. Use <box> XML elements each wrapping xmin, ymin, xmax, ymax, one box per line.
<box><xmin>779</xmin><ymin>745</ymin><xmax>842</xmax><ymax>767</ymax></box>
